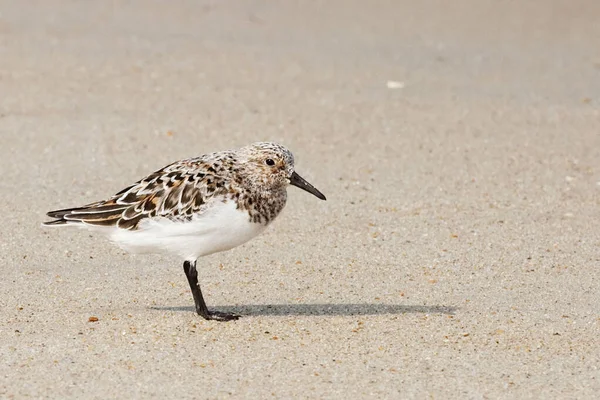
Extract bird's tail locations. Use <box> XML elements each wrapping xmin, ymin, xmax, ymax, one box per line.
<box><xmin>43</xmin><ymin>206</ymin><xmax>88</xmax><ymax>226</ymax></box>
<box><xmin>43</xmin><ymin>203</ymin><xmax>127</xmax><ymax>227</ymax></box>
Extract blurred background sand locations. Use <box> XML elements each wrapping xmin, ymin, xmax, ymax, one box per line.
<box><xmin>1</xmin><ymin>1</ymin><xmax>599</xmax><ymax>398</ymax></box>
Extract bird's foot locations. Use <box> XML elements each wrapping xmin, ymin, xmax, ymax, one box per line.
<box><xmin>200</xmin><ymin>310</ymin><xmax>240</xmax><ymax>322</ymax></box>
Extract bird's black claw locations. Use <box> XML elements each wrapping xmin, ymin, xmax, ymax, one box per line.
<box><xmin>201</xmin><ymin>311</ymin><xmax>240</xmax><ymax>322</ymax></box>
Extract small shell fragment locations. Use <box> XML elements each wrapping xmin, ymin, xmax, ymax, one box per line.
<box><xmin>386</xmin><ymin>81</ymin><xmax>405</xmax><ymax>89</ymax></box>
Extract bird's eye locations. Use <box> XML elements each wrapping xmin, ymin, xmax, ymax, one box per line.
<box><xmin>265</xmin><ymin>158</ymin><xmax>275</xmax><ymax>166</ymax></box>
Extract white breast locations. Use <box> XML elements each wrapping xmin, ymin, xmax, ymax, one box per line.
<box><xmin>109</xmin><ymin>199</ymin><xmax>268</xmax><ymax>261</ymax></box>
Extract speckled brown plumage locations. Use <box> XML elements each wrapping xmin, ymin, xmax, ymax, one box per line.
<box><xmin>45</xmin><ymin>142</ymin><xmax>321</xmax><ymax>230</ymax></box>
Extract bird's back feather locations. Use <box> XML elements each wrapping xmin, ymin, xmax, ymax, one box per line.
<box><xmin>43</xmin><ymin>156</ymin><xmax>235</xmax><ymax>230</ymax></box>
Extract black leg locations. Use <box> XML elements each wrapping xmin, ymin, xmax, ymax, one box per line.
<box><xmin>182</xmin><ymin>260</ymin><xmax>240</xmax><ymax>322</ymax></box>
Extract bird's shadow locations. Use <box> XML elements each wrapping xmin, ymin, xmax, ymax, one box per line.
<box><xmin>150</xmin><ymin>303</ymin><xmax>457</xmax><ymax>316</ymax></box>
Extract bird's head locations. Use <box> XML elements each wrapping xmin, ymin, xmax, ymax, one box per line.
<box><xmin>241</xmin><ymin>142</ymin><xmax>326</xmax><ymax>200</ymax></box>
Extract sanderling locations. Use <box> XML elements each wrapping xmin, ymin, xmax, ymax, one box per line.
<box><xmin>44</xmin><ymin>142</ymin><xmax>326</xmax><ymax>321</ymax></box>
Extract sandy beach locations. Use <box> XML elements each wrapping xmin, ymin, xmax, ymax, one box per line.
<box><xmin>1</xmin><ymin>1</ymin><xmax>599</xmax><ymax>398</ymax></box>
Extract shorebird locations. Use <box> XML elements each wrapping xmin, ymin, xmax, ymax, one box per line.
<box><xmin>44</xmin><ymin>142</ymin><xmax>326</xmax><ymax>321</ymax></box>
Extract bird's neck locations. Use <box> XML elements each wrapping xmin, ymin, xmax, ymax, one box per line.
<box><xmin>237</xmin><ymin>188</ymin><xmax>287</xmax><ymax>225</ymax></box>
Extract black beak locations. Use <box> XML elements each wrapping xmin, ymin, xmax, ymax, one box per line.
<box><xmin>289</xmin><ymin>171</ymin><xmax>326</xmax><ymax>200</ymax></box>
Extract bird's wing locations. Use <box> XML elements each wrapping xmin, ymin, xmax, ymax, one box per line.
<box><xmin>44</xmin><ymin>159</ymin><xmax>231</xmax><ymax>230</ymax></box>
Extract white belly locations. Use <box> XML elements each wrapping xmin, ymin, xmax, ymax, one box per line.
<box><xmin>109</xmin><ymin>199</ymin><xmax>268</xmax><ymax>261</ymax></box>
